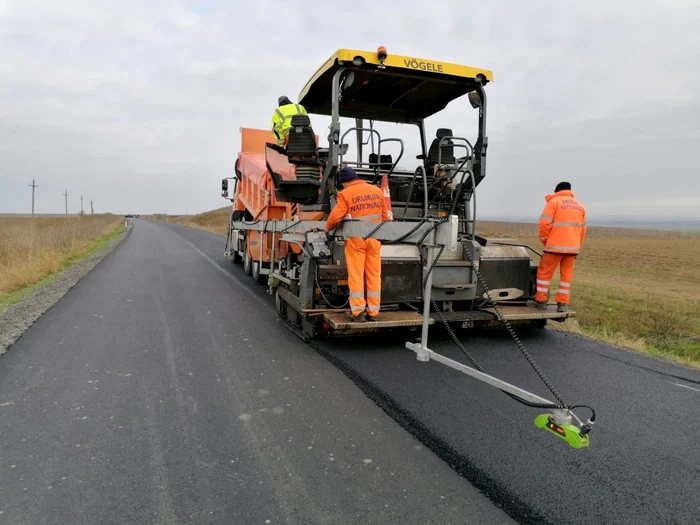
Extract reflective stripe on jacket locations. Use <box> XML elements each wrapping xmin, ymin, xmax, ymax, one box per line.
<box><xmin>325</xmin><ymin>180</ymin><xmax>390</xmax><ymax>232</ymax></box>
<box><xmin>271</xmin><ymin>103</ymin><xmax>307</xmax><ymax>145</ymax></box>
<box><xmin>538</xmin><ymin>189</ymin><xmax>587</xmax><ymax>254</ymax></box>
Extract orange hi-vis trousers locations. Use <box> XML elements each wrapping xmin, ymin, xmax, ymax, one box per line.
<box><xmin>345</xmin><ymin>237</ymin><xmax>381</xmax><ymax>318</ymax></box>
<box><xmin>535</xmin><ymin>252</ymin><xmax>575</xmax><ymax>305</ymax></box>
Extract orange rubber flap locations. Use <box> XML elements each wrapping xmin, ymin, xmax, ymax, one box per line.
<box><xmin>238</xmin><ymin>153</ymin><xmax>268</xmax><ymax>188</ymax></box>
<box><xmin>240</xmin><ymin>127</ymin><xmax>277</xmax><ymax>154</ymax></box>
<box><xmin>265</xmin><ymin>146</ymin><xmax>296</xmax><ymax>181</ymax></box>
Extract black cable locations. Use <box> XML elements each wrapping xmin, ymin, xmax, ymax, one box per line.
<box><xmin>278</xmin><ymin>222</ymin><xmax>300</xmax><ymax>233</ymax></box>
<box><xmin>423</xmin><ymin>245</ymin><xmax>567</xmax><ymax>410</ymax></box>
<box><xmin>363</xmin><ymin>220</ymin><xmax>386</xmax><ymax>240</ymax></box>
<box><xmin>387</xmin><ymin>219</ymin><xmax>430</xmax><ymax>244</ymax></box>
<box><xmin>570</xmin><ymin>405</ymin><xmax>596</xmax><ymax>435</ymax></box>
<box><xmin>415</xmin><ymin>219</ymin><xmax>445</xmax><ymax>246</ymax></box>
<box><xmin>362</xmin><ymin>217</ymin><xmax>430</xmax><ymax>243</ymax></box>
<box><xmin>570</xmin><ymin>405</ymin><xmax>596</xmax><ymax>422</ymax></box>
<box><xmin>461</xmin><ymin>245</ymin><xmax>570</xmax><ymax>408</ymax></box>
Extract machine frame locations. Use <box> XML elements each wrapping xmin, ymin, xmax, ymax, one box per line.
<box><xmin>222</xmin><ymin>47</ymin><xmax>574</xmax><ymax>340</ymax></box>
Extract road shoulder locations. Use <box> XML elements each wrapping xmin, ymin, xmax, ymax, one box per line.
<box><xmin>0</xmin><ymin>221</ymin><xmax>132</xmax><ymax>356</ymax></box>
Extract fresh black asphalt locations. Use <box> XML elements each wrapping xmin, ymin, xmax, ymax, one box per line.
<box><xmin>2</xmin><ymin>219</ymin><xmax>699</xmax><ymax>524</ymax></box>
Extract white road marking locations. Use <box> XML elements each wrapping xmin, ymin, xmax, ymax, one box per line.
<box><xmin>671</xmin><ymin>382</ymin><xmax>700</xmax><ymax>393</ymax></box>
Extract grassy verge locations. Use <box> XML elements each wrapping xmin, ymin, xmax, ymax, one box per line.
<box><xmin>478</xmin><ymin>222</ymin><xmax>700</xmax><ymax>368</ymax></box>
<box><xmin>0</xmin><ymin>216</ymin><xmax>124</xmax><ymax>309</ymax></box>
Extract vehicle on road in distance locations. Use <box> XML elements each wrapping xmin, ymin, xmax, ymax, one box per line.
<box><xmin>220</xmin><ymin>47</ymin><xmax>575</xmax><ymax>341</ymax></box>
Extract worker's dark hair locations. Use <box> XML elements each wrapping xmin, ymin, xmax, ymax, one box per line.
<box><xmin>555</xmin><ymin>181</ymin><xmax>571</xmax><ymax>192</ymax></box>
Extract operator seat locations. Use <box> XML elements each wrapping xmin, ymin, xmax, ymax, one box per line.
<box><xmin>273</xmin><ymin>114</ymin><xmax>320</xmax><ymax>204</ymax></box>
<box><xmin>427</xmin><ymin>128</ymin><xmax>455</xmax><ymax>170</ymax></box>
<box><xmin>368</xmin><ymin>153</ymin><xmax>393</xmax><ymax>172</ymax></box>
<box><xmin>286</xmin><ymin>114</ymin><xmax>317</xmax><ymax>166</ymax></box>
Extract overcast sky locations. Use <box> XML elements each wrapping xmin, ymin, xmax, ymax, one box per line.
<box><xmin>1</xmin><ymin>0</ymin><xmax>699</xmax><ymax>219</ymax></box>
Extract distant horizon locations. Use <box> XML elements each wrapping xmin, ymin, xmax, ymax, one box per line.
<box><xmin>478</xmin><ymin>214</ymin><xmax>700</xmax><ymax>223</ymax></box>
<box><xmin>5</xmin><ymin>210</ymin><xmax>699</xmax><ymax>223</ymax></box>
<box><xmin>477</xmin><ymin>215</ymin><xmax>700</xmax><ymax>232</ymax></box>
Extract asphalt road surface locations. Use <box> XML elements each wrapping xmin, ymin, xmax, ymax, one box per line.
<box><xmin>0</xmin><ymin>220</ymin><xmax>514</xmax><ymax>525</ymax></box>
<box><xmin>2</xmin><ymin>220</ymin><xmax>699</xmax><ymax>524</ymax></box>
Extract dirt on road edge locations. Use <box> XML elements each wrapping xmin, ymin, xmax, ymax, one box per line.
<box><xmin>0</xmin><ymin>221</ymin><xmax>133</xmax><ymax>356</ymax></box>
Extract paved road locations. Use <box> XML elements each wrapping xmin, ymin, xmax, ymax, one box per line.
<box><xmin>2</xmin><ymin>220</ymin><xmax>699</xmax><ymax>524</ymax></box>
<box><xmin>161</xmin><ymin>221</ymin><xmax>700</xmax><ymax>525</ymax></box>
<box><xmin>0</xmin><ymin>220</ymin><xmax>514</xmax><ymax>525</ymax></box>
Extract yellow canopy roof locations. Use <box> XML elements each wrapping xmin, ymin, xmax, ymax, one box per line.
<box><xmin>298</xmin><ymin>48</ymin><xmax>493</xmax><ymax>123</ymax></box>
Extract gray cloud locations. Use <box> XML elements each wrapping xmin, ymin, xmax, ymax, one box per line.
<box><xmin>1</xmin><ymin>0</ymin><xmax>699</xmax><ymax>218</ymax></box>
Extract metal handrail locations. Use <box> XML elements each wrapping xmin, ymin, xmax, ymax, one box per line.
<box><xmin>437</xmin><ymin>136</ymin><xmax>473</xmax><ymax>166</ymax></box>
<box><xmin>339</xmin><ymin>127</ymin><xmax>381</xmax><ymax>167</ymax></box>
<box><xmin>370</xmin><ymin>137</ymin><xmax>405</xmax><ymax>184</ymax></box>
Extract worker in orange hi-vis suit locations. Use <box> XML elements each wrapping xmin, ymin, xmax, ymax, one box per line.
<box><xmin>324</xmin><ymin>167</ymin><xmax>390</xmax><ymax>323</ymax></box>
<box><xmin>530</xmin><ymin>181</ymin><xmax>587</xmax><ymax>313</ymax></box>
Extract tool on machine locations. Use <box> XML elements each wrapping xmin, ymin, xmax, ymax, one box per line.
<box><xmin>406</xmin><ymin>228</ymin><xmax>596</xmax><ymax>449</ymax></box>
<box><xmin>305</xmin><ymin>230</ymin><xmax>331</xmax><ymax>259</ymax></box>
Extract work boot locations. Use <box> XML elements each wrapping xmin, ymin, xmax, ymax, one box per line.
<box><xmin>557</xmin><ymin>303</ymin><xmax>568</xmax><ymax>313</ymax></box>
<box><xmin>366</xmin><ymin>314</ymin><xmax>380</xmax><ymax>322</ymax></box>
<box><xmin>527</xmin><ymin>300</ymin><xmax>548</xmax><ymax>310</ymax></box>
<box><xmin>344</xmin><ymin>311</ymin><xmax>366</xmax><ymax>323</ymax></box>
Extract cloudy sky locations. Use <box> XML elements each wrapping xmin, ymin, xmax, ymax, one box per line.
<box><xmin>1</xmin><ymin>0</ymin><xmax>699</xmax><ymax>219</ymax></box>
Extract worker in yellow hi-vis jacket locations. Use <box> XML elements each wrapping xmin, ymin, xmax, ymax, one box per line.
<box><xmin>271</xmin><ymin>96</ymin><xmax>308</xmax><ymax>147</ymax></box>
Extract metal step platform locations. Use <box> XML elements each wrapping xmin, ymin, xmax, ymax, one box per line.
<box><xmin>323</xmin><ymin>311</ymin><xmax>433</xmax><ymax>330</ymax></box>
<box><xmin>430</xmin><ymin>304</ymin><xmax>574</xmax><ymax>323</ymax></box>
<box><xmin>483</xmin><ymin>304</ymin><xmax>575</xmax><ymax>321</ymax></box>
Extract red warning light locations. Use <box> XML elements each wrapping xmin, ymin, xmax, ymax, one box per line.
<box><xmin>548</xmin><ymin>422</ymin><xmax>566</xmax><ymax>435</ymax></box>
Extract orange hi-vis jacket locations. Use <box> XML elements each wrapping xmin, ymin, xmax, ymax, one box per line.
<box><xmin>538</xmin><ymin>189</ymin><xmax>587</xmax><ymax>254</ymax></box>
<box><xmin>325</xmin><ymin>179</ymin><xmax>390</xmax><ymax>231</ymax></box>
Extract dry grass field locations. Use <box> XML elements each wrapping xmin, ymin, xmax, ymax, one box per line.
<box><xmin>0</xmin><ymin>215</ymin><xmax>123</xmax><ymax>303</ymax></box>
<box><xmin>154</xmin><ymin>209</ymin><xmax>700</xmax><ymax>366</ymax></box>
<box><xmin>478</xmin><ymin>222</ymin><xmax>700</xmax><ymax>365</ymax></box>
<box><xmin>146</xmin><ymin>209</ymin><xmax>230</xmax><ymax>235</ymax></box>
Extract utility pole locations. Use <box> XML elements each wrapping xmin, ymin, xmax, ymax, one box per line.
<box><xmin>29</xmin><ymin>179</ymin><xmax>39</xmax><ymax>215</ymax></box>
<box><xmin>80</xmin><ymin>195</ymin><xmax>84</xmax><ymax>215</ymax></box>
<box><xmin>90</xmin><ymin>199</ymin><xmax>94</xmax><ymax>215</ymax></box>
<box><xmin>63</xmin><ymin>190</ymin><xmax>69</xmax><ymax>215</ymax></box>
